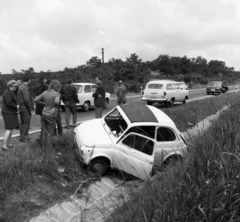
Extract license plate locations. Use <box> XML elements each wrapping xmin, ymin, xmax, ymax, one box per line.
<box><xmin>211</xmin><ymin>89</ymin><xmax>215</xmax><ymax>91</ymax></box>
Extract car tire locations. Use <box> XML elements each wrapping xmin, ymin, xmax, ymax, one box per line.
<box><xmin>147</xmin><ymin>101</ymin><xmax>153</xmax><ymax>105</ymax></box>
<box><xmin>83</xmin><ymin>102</ymin><xmax>90</xmax><ymax>111</ymax></box>
<box><xmin>163</xmin><ymin>155</ymin><xmax>182</xmax><ymax>167</ymax></box>
<box><xmin>104</xmin><ymin>98</ymin><xmax>109</xmax><ymax>109</ymax></box>
<box><xmin>168</xmin><ymin>99</ymin><xmax>174</xmax><ymax>107</ymax></box>
<box><xmin>182</xmin><ymin>98</ymin><xmax>186</xmax><ymax>104</ymax></box>
<box><xmin>61</xmin><ymin>105</ymin><xmax>65</xmax><ymax>112</ymax></box>
<box><xmin>87</xmin><ymin>158</ymin><xmax>109</xmax><ymax>176</ymax></box>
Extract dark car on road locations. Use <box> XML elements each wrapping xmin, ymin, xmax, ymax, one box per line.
<box><xmin>206</xmin><ymin>81</ymin><xmax>228</xmax><ymax>95</ymax></box>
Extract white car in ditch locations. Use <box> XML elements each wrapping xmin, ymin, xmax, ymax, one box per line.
<box><xmin>74</xmin><ymin>104</ymin><xmax>187</xmax><ymax>180</ymax></box>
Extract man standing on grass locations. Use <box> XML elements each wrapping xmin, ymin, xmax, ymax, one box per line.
<box><xmin>117</xmin><ymin>80</ymin><xmax>127</xmax><ymax>105</ymax></box>
<box><xmin>64</xmin><ymin>79</ymin><xmax>79</xmax><ymax>129</ymax></box>
<box><xmin>92</xmin><ymin>76</ymin><xmax>105</xmax><ymax>118</ymax></box>
<box><xmin>18</xmin><ymin>75</ymin><xmax>34</xmax><ymax>142</ymax></box>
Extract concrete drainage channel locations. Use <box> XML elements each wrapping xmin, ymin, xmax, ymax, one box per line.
<box><xmin>29</xmin><ymin>105</ymin><xmax>229</xmax><ymax>222</ymax></box>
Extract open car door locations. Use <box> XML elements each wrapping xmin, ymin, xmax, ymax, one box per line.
<box><xmin>112</xmin><ymin>133</ymin><xmax>155</xmax><ymax>180</ymax></box>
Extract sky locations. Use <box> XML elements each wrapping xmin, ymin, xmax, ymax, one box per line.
<box><xmin>0</xmin><ymin>0</ymin><xmax>240</xmax><ymax>74</ymax></box>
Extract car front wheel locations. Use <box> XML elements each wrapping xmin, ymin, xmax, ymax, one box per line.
<box><xmin>83</xmin><ymin>102</ymin><xmax>90</xmax><ymax>111</ymax></box>
<box><xmin>87</xmin><ymin>158</ymin><xmax>109</xmax><ymax>176</ymax></box>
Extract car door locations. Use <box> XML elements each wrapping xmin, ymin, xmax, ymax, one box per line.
<box><xmin>112</xmin><ymin>132</ymin><xmax>155</xmax><ymax>180</ymax></box>
<box><xmin>154</xmin><ymin>127</ymin><xmax>185</xmax><ymax>166</ymax></box>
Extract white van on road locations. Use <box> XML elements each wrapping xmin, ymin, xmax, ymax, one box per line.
<box><xmin>142</xmin><ymin>80</ymin><xmax>189</xmax><ymax>107</ymax></box>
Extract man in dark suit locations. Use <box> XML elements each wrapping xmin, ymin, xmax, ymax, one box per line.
<box><xmin>92</xmin><ymin>76</ymin><xmax>105</xmax><ymax>118</ymax></box>
<box><xmin>64</xmin><ymin>79</ymin><xmax>79</xmax><ymax>128</ymax></box>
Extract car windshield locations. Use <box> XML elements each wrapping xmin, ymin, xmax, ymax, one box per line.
<box><xmin>147</xmin><ymin>84</ymin><xmax>163</xmax><ymax>89</ymax></box>
<box><xmin>209</xmin><ymin>82</ymin><xmax>221</xmax><ymax>87</ymax></box>
<box><xmin>73</xmin><ymin>85</ymin><xmax>83</xmax><ymax>93</ymax></box>
<box><xmin>104</xmin><ymin>108</ymin><xmax>128</xmax><ymax>137</ymax></box>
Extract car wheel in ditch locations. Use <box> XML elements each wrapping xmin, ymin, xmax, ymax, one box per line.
<box><xmin>182</xmin><ymin>98</ymin><xmax>186</xmax><ymax>104</ymax></box>
<box><xmin>87</xmin><ymin>158</ymin><xmax>109</xmax><ymax>176</ymax></box>
<box><xmin>83</xmin><ymin>102</ymin><xmax>90</xmax><ymax>111</ymax></box>
<box><xmin>163</xmin><ymin>155</ymin><xmax>182</xmax><ymax>168</ymax></box>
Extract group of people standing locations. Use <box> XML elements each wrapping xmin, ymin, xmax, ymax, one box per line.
<box><xmin>1</xmin><ymin>75</ymin><xmax>122</xmax><ymax>151</ymax></box>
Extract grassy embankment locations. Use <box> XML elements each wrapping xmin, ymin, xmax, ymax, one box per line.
<box><xmin>0</xmin><ymin>92</ymin><xmax>236</xmax><ymax>222</ymax></box>
<box><xmin>106</xmin><ymin>93</ymin><xmax>240</xmax><ymax>221</ymax></box>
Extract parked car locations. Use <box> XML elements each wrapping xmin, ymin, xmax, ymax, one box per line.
<box><xmin>61</xmin><ymin>83</ymin><xmax>111</xmax><ymax>111</ymax></box>
<box><xmin>206</xmin><ymin>81</ymin><xmax>228</xmax><ymax>95</ymax></box>
<box><xmin>141</xmin><ymin>80</ymin><xmax>189</xmax><ymax>107</ymax></box>
<box><xmin>178</xmin><ymin>81</ymin><xmax>188</xmax><ymax>90</ymax></box>
<box><xmin>74</xmin><ymin>104</ymin><xmax>187</xmax><ymax>180</ymax></box>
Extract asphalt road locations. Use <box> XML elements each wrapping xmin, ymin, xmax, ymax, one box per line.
<box><xmin>0</xmin><ymin>86</ymin><xmax>237</xmax><ymax>139</ymax></box>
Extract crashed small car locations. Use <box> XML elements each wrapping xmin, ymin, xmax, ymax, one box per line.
<box><xmin>74</xmin><ymin>104</ymin><xmax>187</xmax><ymax>180</ymax></box>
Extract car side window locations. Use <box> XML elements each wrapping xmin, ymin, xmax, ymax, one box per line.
<box><xmin>122</xmin><ymin>134</ymin><xmax>154</xmax><ymax>155</ymax></box>
<box><xmin>92</xmin><ymin>85</ymin><xmax>97</xmax><ymax>93</ymax></box>
<box><xmin>84</xmin><ymin>85</ymin><xmax>91</xmax><ymax>93</ymax></box>
<box><xmin>167</xmin><ymin>84</ymin><xmax>172</xmax><ymax>90</ymax></box>
<box><xmin>157</xmin><ymin>127</ymin><xmax>176</xmax><ymax>142</ymax></box>
<box><xmin>125</xmin><ymin>126</ymin><xmax>155</xmax><ymax>139</ymax></box>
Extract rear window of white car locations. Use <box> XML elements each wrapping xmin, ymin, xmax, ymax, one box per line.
<box><xmin>157</xmin><ymin>127</ymin><xmax>176</xmax><ymax>141</ymax></box>
<box><xmin>74</xmin><ymin>85</ymin><xmax>83</xmax><ymax>93</ymax></box>
<box><xmin>84</xmin><ymin>85</ymin><xmax>91</xmax><ymax>93</ymax></box>
<box><xmin>147</xmin><ymin>84</ymin><xmax>163</xmax><ymax>89</ymax></box>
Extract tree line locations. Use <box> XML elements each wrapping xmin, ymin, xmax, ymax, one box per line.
<box><xmin>0</xmin><ymin>53</ymin><xmax>239</xmax><ymax>95</ymax></box>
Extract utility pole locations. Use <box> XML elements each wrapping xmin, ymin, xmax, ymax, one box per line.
<box><xmin>101</xmin><ymin>48</ymin><xmax>104</xmax><ymax>64</ymax></box>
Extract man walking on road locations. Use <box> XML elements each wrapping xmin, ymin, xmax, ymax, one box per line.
<box><xmin>19</xmin><ymin>75</ymin><xmax>34</xmax><ymax>142</ymax></box>
<box><xmin>117</xmin><ymin>80</ymin><xmax>127</xmax><ymax>105</ymax></box>
<box><xmin>64</xmin><ymin>79</ymin><xmax>79</xmax><ymax>129</ymax></box>
<box><xmin>92</xmin><ymin>76</ymin><xmax>105</xmax><ymax>118</ymax></box>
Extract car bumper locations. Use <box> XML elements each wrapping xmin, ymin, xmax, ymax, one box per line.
<box><xmin>142</xmin><ymin>97</ymin><xmax>167</xmax><ymax>102</ymax></box>
<box><xmin>206</xmin><ymin>89</ymin><xmax>221</xmax><ymax>93</ymax></box>
<box><xmin>75</xmin><ymin>137</ymin><xmax>85</xmax><ymax>163</ymax></box>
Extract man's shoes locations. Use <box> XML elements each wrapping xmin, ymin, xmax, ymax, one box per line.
<box><xmin>19</xmin><ymin>139</ymin><xmax>25</xmax><ymax>143</ymax></box>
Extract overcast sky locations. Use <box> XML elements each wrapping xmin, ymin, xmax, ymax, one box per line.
<box><xmin>0</xmin><ymin>0</ymin><xmax>240</xmax><ymax>74</ymax></box>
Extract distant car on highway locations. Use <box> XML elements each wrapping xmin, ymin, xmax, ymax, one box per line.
<box><xmin>61</xmin><ymin>83</ymin><xmax>111</xmax><ymax>111</ymax></box>
<box><xmin>178</xmin><ymin>81</ymin><xmax>188</xmax><ymax>90</ymax></box>
<box><xmin>206</xmin><ymin>81</ymin><xmax>228</xmax><ymax>95</ymax></box>
<box><xmin>74</xmin><ymin>104</ymin><xmax>187</xmax><ymax>180</ymax></box>
<box><xmin>141</xmin><ymin>80</ymin><xmax>189</xmax><ymax>107</ymax></box>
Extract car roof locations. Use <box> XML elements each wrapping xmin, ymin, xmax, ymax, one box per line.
<box><xmin>147</xmin><ymin>80</ymin><xmax>176</xmax><ymax>84</ymax></box>
<box><xmin>73</xmin><ymin>83</ymin><xmax>96</xmax><ymax>86</ymax></box>
<box><xmin>119</xmin><ymin>104</ymin><xmax>175</xmax><ymax>126</ymax></box>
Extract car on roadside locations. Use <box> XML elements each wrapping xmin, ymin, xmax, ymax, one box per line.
<box><xmin>206</xmin><ymin>81</ymin><xmax>228</xmax><ymax>95</ymax></box>
<box><xmin>178</xmin><ymin>81</ymin><xmax>188</xmax><ymax>90</ymax></box>
<box><xmin>74</xmin><ymin>104</ymin><xmax>187</xmax><ymax>180</ymax></box>
<box><xmin>141</xmin><ymin>80</ymin><xmax>189</xmax><ymax>107</ymax></box>
<box><xmin>61</xmin><ymin>83</ymin><xmax>111</xmax><ymax>111</ymax></box>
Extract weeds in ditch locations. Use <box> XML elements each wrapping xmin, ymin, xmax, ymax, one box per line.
<box><xmin>106</xmin><ymin>95</ymin><xmax>240</xmax><ymax>221</ymax></box>
<box><xmin>0</xmin><ymin>132</ymin><xmax>88</xmax><ymax>222</ymax></box>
